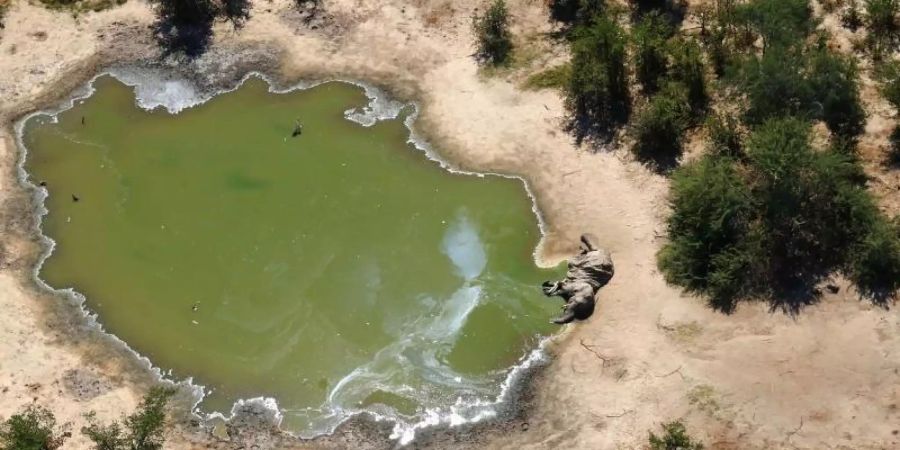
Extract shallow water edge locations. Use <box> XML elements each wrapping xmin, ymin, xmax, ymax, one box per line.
<box><xmin>11</xmin><ymin>63</ymin><xmax>567</xmax><ymax>447</ymax></box>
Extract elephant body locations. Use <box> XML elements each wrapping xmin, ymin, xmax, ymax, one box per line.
<box><xmin>542</xmin><ymin>234</ymin><xmax>614</xmax><ymax>324</ymax></box>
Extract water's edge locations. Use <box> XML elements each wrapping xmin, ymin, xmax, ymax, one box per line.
<box><xmin>12</xmin><ymin>65</ymin><xmax>562</xmax><ymax>446</ymax></box>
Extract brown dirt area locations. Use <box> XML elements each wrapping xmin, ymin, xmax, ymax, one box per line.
<box><xmin>0</xmin><ymin>0</ymin><xmax>897</xmax><ymax>449</ymax></box>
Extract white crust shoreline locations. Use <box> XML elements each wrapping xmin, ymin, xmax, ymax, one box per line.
<box><xmin>13</xmin><ymin>68</ymin><xmax>560</xmax><ymax>445</ymax></box>
<box><xmin>1</xmin><ymin>1</ymin><xmax>899</xmax><ymax>449</ymax></box>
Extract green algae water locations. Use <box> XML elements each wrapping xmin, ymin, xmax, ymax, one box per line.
<box><xmin>22</xmin><ymin>75</ymin><xmax>561</xmax><ymax>438</ymax></box>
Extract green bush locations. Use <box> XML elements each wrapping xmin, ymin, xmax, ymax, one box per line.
<box><xmin>631</xmin><ymin>82</ymin><xmax>691</xmax><ymax>169</ymax></box>
<box><xmin>736</xmin><ymin>43</ymin><xmax>865</xmax><ymax>139</ymax></box>
<box><xmin>669</xmin><ymin>38</ymin><xmax>708</xmax><ymax>116</ymax></box>
<box><xmin>648</xmin><ymin>421</ymin><xmax>704</xmax><ymax>450</ymax></box>
<box><xmin>658</xmin><ymin>154</ymin><xmax>755</xmax><ymax>307</ymax></box>
<box><xmin>565</xmin><ymin>16</ymin><xmax>630</xmax><ymax>137</ymax></box>
<box><xmin>807</xmin><ymin>43</ymin><xmax>866</xmax><ymax>139</ymax></box>
<box><xmin>876</xmin><ymin>59</ymin><xmax>900</xmax><ymax>110</ymax></box>
<box><xmin>737</xmin><ymin>46</ymin><xmax>812</xmax><ymax>124</ymax></box>
<box><xmin>864</xmin><ymin>0</ymin><xmax>900</xmax><ymax>56</ymax></box>
<box><xmin>734</xmin><ymin>0</ymin><xmax>814</xmax><ymax>51</ymax></box>
<box><xmin>152</xmin><ymin>0</ymin><xmax>251</xmax><ymax>55</ymax></box>
<box><xmin>660</xmin><ymin>117</ymin><xmax>900</xmax><ymax>309</ymax></box>
<box><xmin>0</xmin><ymin>405</ymin><xmax>67</xmax><ymax>450</ymax></box>
<box><xmin>706</xmin><ymin>114</ymin><xmax>743</xmax><ymax>158</ymax></box>
<box><xmin>745</xmin><ymin>118</ymin><xmax>875</xmax><ymax>291</ymax></box>
<box><xmin>632</xmin><ymin>11</ymin><xmax>672</xmax><ymax>94</ymax></box>
<box><xmin>473</xmin><ymin>0</ymin><xmax>513</xmax><ymax>65</ymax></box>
<box><xmin>849</xmin><ymin>217</ymin><xmax>900</xmax><ymax>300</ymax></box>
<box><xmin>890</xmin><ymin>125</ymin><xmax>900</xmax><ymax>164</ymax></box>
<box><xmin>82</xmin><ymin>387</ymin><xmax>175</xmax><ymax>450</ymax></box>
<box><xmin>548</xmin><ymin>0</ymin><xmax>605</xmax><ymax>26</ymax></box>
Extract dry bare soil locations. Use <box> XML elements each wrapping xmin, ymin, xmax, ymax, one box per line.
<box><xmin>0</xmin><ymin>0</ymin><xmax>898</xmax><ymax>449</ymax></box>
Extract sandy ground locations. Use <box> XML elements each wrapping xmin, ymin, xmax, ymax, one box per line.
<box><xmin>0</xmin><ymin>0</ymin><xmax>898</xmax><ymax>449</ymax></box>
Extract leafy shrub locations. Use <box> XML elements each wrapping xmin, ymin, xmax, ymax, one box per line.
<box><xmin>548</xmin><ymin>0</ymin><xmax>605</xmax><ymax>26</ymax></box>
<box><xmin>565</xmin><ymin>16</ymin><xmax>630</xmax><ymax>138</ymax></box>
<box><xmin>648</xmin><ymin>421</ymin><xmax>705</xmax><ymax>450</ymax></box>
<box><xmin>153</xmin><ymin>0</ymin><xmax>251</xmax><ymax>56</ymax></box>
<box><xmin>734</xmin><ymin>0</ymin><xmax>814</xmax><ymax>51</ymax></box>
<box><xmin>876</xmin><ymin>58</ymin><xmax>900</xmax><ymax>110</ymax></box>
<box><xmin>473</xmin><ymin>0</ymin><xmax>513</xmax><ymax>65</ymax></box>
<box><xmin>745</xmin><ymin>118</ymin><xmax>875</xmax><ymax>293</ymax></box>
<box><xmin>629</xmin><ymin>0</ymin><xmax>686</xmax><ymax>25</ymax></box>
<box><xmin>660</xmin><ymin>117</ymin><xmax>899</xmax><ymax>310</ymax></box>
<box><xmin>806</xmin><ymin>43</ymin><xmax>865</xmax><ymax>139</ymax></box>
<box><xmin>82</xmin><ymin>387</ymin><xmax>175</xmax><ymax>450</ymax></box>
<box><xmin>221</xmin><ymin>0</ymin><xmax>251</xmax><ymax>27</ymax></box>
<box><xmin>658</xmin><ymin>154</ymin><xmax>754</xmax><ymax>307</ymax></box>
<box><xmin>864</xmin><ymin>0</ymin><xmax>900</xmax><ymax>56</ymax></box>
<box><xmin>632</xmin><ymin>11</ymin><xmax>672</xmax><ymax>94</ymax></box>
<box><xmin>631</xmin><ymin>82</ymin><xmax>691</xmax><ymax>169</ymax></box>
<box><xmin>736</xmin><ymin>43</ymin><xmax>865</xmax><ymax>139</ymax></box>
<box><xmin>890</xmin><ymin>125</ymin><xmax>900</xmax><ymax>165</ymax></box>
<box><xmin>669</xmin><ymin>38</ymin><xmax>708</xmax><ymax>116</ymax></box>
<box><xmin>0</xmin><ymin>405</ymin><xmax>67</xmax><ymax>450</ymax></box>
<box><xmin>706</xmin><ymin>114</ymin><xmax>743</xmax><ymax>157</ymax></box>
<box><xmin>849</xmin><ymin>217</ymin><xmax>900</xmax><ymax>300</ymax></box>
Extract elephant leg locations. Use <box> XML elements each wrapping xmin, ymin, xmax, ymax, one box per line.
<box><xmin>552</xmin><ymin>307</ymin><xmax>577</xmax><ymax>324</ymax></box>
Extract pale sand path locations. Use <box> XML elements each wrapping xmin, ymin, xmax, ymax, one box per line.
<box><xmin>0</xmin><ymin>1</ymin><xmax>898</xmax><ymax>449</ymax></box>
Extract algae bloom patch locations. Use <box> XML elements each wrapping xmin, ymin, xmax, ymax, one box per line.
<box><xmin>22</xmin><ymin>75</ymin><xmax>561</xmax><ymax>435</ymax></box>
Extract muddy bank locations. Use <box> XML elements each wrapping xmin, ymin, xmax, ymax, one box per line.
<box><xmin>5</xmin><ymin>44</ymin><xmax>572</xmax><ymax>447</ymax></box>
<box><xmin>3</xmin><ymin>2</ymin><xmax>899</xmax><ymax>449</ymax></box>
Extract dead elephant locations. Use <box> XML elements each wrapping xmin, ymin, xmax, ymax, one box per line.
<box><xmin>542</xmin><ymin>234</ymin><xmax>614</xmax><ymax>324</ymax></box>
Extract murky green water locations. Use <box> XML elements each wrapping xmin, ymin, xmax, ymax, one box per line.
<box><xmin>22</xmin><ymin>76</ymin><xmax>561</xmax><ymax>435</ymax></box>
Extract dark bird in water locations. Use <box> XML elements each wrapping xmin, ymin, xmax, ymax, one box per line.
<box><xmin>191</xmin><ymin>302</ymin><xmax>200</xmax><ymax>312</ymax></box>
<box><xmin>38</xmin><ymin>181</ymin><xmax>47</xmax><ymax>187</ymax></box>
<box><xmin>81</xmin><ymin>116</ymin><xmax>85</xmax><ymax>125</ymax></box>
<box><xmin>71</xmin><ymin>194</ymin><xmax>79</xmax><ymax>202</ymax></box>
<box><xmin>292</xmin><ymin>119</ymin><xmax>303</xmax><ymax>137</ymax></box>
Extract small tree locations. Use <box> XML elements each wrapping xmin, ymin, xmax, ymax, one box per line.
<box><xmin>864</xmin><ymin>0</ymin><xmax>900</xmax><ymax>57</ymax></box>
<box><xmin>473</xmin><ymin>0</ymin><xmax>513</xmax><ymax>65</ymax></box>
<box><xmin>153</xmin><ymin>0</ymin><xmax>218</xmax><ymax>56</ymax></box>
<box><xmin>566</xmin><ymin>16</ymin><xmax>630</xmax><ymax>138</ymax></box>
<box><xmin>849</xmin><ymin>216</ymin><xmax>900</xmax><ymax>301</ymax></box>
<box><xmin>0</xmin><ymin>405</ymin><xmax>68</xmax><ymax>450</ymax></box>
<box><xmin>890</xmin><ymin>125</ymin><xmax>900</xmax><ymax>165</ymax></box>
<box><xmin>648</xmin><ymin>421</ymin><xmax>704</xmax><ymax>450</ymax></box>
<box><xmin>631</xmin><ymin>82</ymin><xmax>691</xmax><ymax>170</ymax></box>
<box><xmin>153</xmin><ymin>0</ymin><xmax>251</xmax><ymax>56</ymax></box>
<box><xmin>669</xmin><ymin>38</ymin><xmax>708</xmax><ymax>116</ymax></box>
<box><xmin>82</xmin><ymin>387</ymin><xmax>175</xmax><ymax>450</ymax></box>
<box><xmin>877</xmin><ymin>58</ymin><xmax>900</xmax><ymax>110</ymax></box>
<box><xmin>807</xmin><ymin>43</ymin><xmax>866</xmax><ymax>139</ymax></box>
<box><xmin>632</xmin><ymin>11</ymin><xmax>673</xmax><ymax>94</ymax></box>
<box><xmin>706</xmin><ymin>114</ymin><xmax>743</xmax><ymax>158</ymax></box>
<box><xmin>734</xmin><ymin>0</ymin><xmax>814</xmax><ymax>52</ymax></box>
<box><xmin>657</xmin><ymin>154</ymin><xmax>755</xmax><ymax>309</ymax></box>
<box><xmin>221</xmin><ymin>0</ymin><xmax>251</xmax><ymax>27</ymax></box>
<box><xmin>548</xmin><ymin>0</ymin><xmax>606</xmax><ymax>27</ymax></box>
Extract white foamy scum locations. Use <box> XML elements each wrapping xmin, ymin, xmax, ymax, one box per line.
<box><xmin>14</xmin><ymin>68</ymin><xmax>556</xmax><ymax>447</ymax></box>
<box><xmin>109</xmin><ymin>66</ymin><xmax>207</xmax><ymax>113</ymax></box>
<box><xmin>343</xmin><ymin>83</ymin><xmax>406</xmax><ymax>127</ymax></box>
<box><xmin>442</xmin><ymin>212</ymin><xmax>488</xmax><ymax>281</ymax></box>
